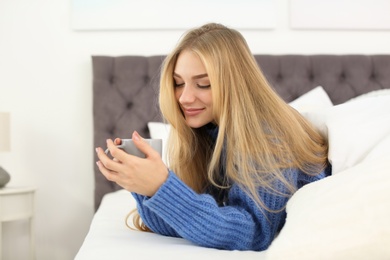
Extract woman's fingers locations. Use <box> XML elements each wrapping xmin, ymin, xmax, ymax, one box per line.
<box><xmin>95</xmin><ymin>147</ymin><xmax>121</xmax><ymax>183</ymax></box>
<box><xmin>96</xmin><ymin>160</ymin><xmax>118</xmax><ymax>182</ymax></box>
<box><xmin>96</xmin><ymin>144</ymin><xmax>125</xmax><ymax>173</ymax></box>
<box><xmin>105</xmin><ymin>139</ymin><xmax>130</xmax><ymax>163</ymax></box>
<box><xmin>96</xmin><ymin>137</ymin><xmax>169</xmax><ymax>197</ymax></box>
<box><xmin>131</xmin><ymin>131</ymin><xmax>159</xmax><ymax>159</ymax></box>
<box><xmin>114</xmin><ymin>138</ymin><xmax>122</xmax><ymax>145</ymax></box>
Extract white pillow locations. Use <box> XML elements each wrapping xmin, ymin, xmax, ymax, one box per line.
<box><xmin>363</xmin><ymin>134</ymin><xmax>390</xmax><ymax>163</ymax></box>
<box><xmin>302</xmin><ymin>95</ymin><xmax>390</xmax><ymax>174</ymax></box>
<box><xmin>289</xmin><ymin>86</ymin><xmax>333</xmax><ymax>112</ymax></box>
<box><xmin>347</xmin><ymin>88</ymin><xmax>390</xmax><ymax>103</ymax></box>
<box><xmin>266</xmin><ymin>100</ymin><xmax>390</xmax><ymax>259</ymax></box>
<box><xmin>147</xmin><ymin>122</ymin><xmax>170</xmax><ymax>165</ymax></box>
<box><xmin>266</xmin><ymin>154</ymin><xmax>390</xmax><ymax>260</ymax></box>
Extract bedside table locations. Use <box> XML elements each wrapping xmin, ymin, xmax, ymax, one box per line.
<box><xmin>0</xmin><ymin>186</ymin><xmax>36</xmax><ymax>260</ymax></box>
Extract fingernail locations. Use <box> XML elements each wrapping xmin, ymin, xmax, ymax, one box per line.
<box><xmin>95</xmin><ymin>148</ymin><xmax>99</xmax><ymax>153</ymax></box>
<box><xmin>133</xmin><ymin>131</ymin><xmax>140</xmax><ymax>141</ymax></box>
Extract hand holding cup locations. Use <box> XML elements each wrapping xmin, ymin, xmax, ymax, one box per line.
<box><xmin>96</xmin><ymin>131</ymin><xmax>168</xmax><ymax>197</ymax></box>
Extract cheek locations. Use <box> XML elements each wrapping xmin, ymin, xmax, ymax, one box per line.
<box><xmin>200</xmin><ymin>92</ymin><xmax>213</xmax><ymax>106</ymax></box>
<box><xmin>174</xmin><ymin>89</ymin><xmax>182</xmax><ymax>102</ymax></box>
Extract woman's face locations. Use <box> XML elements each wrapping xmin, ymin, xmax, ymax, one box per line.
<box><xmin>174</xmin><ymin>50</ymin><xmax>214</xmax><ymax>128</ymax></box>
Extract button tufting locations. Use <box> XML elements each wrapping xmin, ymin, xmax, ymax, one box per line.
<box><xmin>127</xmin><ymin>102</ymin><xmax>133</xmax><ymax>109</ymax></box>
<box><xmin>108</xmin><ymin>127</ymin><xmax>115</xmax><ymax>136</ymax></box>
<box><xmin>109</xmin><ymin>76</ymin><xmax>115</xmax><ymax>84</ymax></box>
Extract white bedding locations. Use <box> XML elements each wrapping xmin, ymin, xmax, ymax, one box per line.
<box><xmin>76</xmin><ymin>92</ymin><xmax>390</xmax><ymax>260</ymax></box>
<box><xmin>75</xmin><ymin>189</ymin><xmax>265</xmax><ymax>260</ymax></box>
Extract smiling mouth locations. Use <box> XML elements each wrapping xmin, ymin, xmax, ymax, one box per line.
<box><xmin>183</xmin><ymin>108</ymin><xmax>204</xmax><ymax>116</ymax></box>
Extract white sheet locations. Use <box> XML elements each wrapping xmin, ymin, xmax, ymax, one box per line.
<box><xmin>75</xmin><ymin>189</ymin><xmax>266</xmax><ymax>260</ymax></box>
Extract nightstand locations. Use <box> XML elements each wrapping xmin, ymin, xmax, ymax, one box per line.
<box><xmin>0</xmin><ymin>186</ymin><xmax>36</xmax><ymax>260</ymax></box>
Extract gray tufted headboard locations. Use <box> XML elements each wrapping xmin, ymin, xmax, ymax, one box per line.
<box><xmin>92</xmin><ymin>54</ymin><xmax>390</xmax><ymax>210</ymax></box>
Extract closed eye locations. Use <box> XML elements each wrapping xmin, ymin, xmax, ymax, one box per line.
<box><xmin>197</xmin><ymin>84</ymin><xmax>211</xmax><ymax>89</ymax></box>
<box><xmin>174</xmin><ymin>82</ymin><xmax>185</xmax><ymax>87</ymax></box>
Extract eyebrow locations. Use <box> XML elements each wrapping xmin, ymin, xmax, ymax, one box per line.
<box><xmin>173</xmin><ymin>72</ymin><xmax>208</xmax><ymax>79</ymax></box>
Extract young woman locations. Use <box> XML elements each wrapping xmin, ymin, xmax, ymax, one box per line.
<box><xmin>96</xmin><ymin>23</ymin><xmax>331</xmax><ymax>251</ymax></box>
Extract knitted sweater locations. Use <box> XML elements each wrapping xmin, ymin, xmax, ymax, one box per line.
<box><xmin>132</xmin><ymin>127</ymin><xmax>331</xmax><ymax>251</ymax></box>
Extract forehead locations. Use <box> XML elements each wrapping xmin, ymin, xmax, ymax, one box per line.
<box><xmin>174</xmin><ymin>50</ymin><xmax>207</xmax><ymax>76</ymax></box>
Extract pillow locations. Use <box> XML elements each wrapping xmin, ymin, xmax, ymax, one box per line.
<box><xmin>266</xmin><ymin>153</ymin><xmax>390</xmax><ymax>260</ymax></box>
<box><xmin>363</xmin><ymin>134</ymin><xmax>390</xmax><ymax>163</ymax></box>
<box><xmin>266</xmin><ymin>101</ymin><xmax>390</xmax><ymax>259</ymax></box>
<box><xmin>347</xmin><ymin>89</ymin><xmax>390</xmax><ymax>103</ymax></box>
<box><xmin>302</xmin><ymin>95</ymin><xmax>390</xmax><ymax>174</ymax></box>
<box><xmin>147</xmin><ymin>122</ymin><xmax>170</xmax><ymax>165</ymax></box>
<box><xmin>289</xmin><ymin>86</ymin><xmax>333</xmax><ymax>112</ymax></box>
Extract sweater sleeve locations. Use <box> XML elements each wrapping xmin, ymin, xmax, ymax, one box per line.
<box><xmin>133</xmin><ymin>170</ymin><xmax>294</xmax><ymax>251</ymax></box>
<box><xmin>132</xmin><ymin>192</ymin><xmax>180</xmax><ymax>237</ymax></box>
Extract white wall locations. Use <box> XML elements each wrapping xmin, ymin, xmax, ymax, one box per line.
<box><xmin>0</xmin><ymin>0</ymin><xmax>389</xmax><ymax>259</ymax></box>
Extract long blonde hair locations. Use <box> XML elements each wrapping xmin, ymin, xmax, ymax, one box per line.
<box><xmin>131</xmin><ymin>23</ymin><xmax>328</xmax><ymax>231</ymax></box>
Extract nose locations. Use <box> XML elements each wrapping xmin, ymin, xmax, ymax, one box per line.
<box><xmin>178</xmin><ymin>85</ymin><xmax>196</xmax><ymax>105</ymax></box>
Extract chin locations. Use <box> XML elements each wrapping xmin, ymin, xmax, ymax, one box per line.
<box><xmin>186</xmin><ymin>120</ymin><xmax>208</xmax><ymax>129</ymax></box>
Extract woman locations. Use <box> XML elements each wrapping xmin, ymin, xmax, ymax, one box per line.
<box><xmin>96</xmin><ymin>23</ymin><xmax>331</xmax><ymax>251</ymax></box>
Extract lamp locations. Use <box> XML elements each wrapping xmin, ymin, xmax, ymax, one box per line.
<box><xmin>0</xmin><ymin>112</ymin><xmax>11</xmax><ymax>188</ymax></box>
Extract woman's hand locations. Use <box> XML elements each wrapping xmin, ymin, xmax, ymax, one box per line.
<box><xmin>95</xmin><ymin>131</ymin><xmax>169</xmax><ymax>197</ymax></box>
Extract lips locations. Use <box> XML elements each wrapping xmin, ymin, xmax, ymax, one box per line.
<box><xmin>183</xmin><ymin>108</ymin><xmax>204</xmax><ymax>116</ymax></box>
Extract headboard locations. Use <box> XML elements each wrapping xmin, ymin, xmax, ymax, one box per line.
<box><xmin>92</xmin><ymin>54</ymin><xmax>390</xmax><ymax>210</ymax></box>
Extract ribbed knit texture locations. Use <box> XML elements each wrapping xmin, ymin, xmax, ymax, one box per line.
<box><xmin>132</xmin><ymin>166</ymin><xmax>329</xmax><ymax>251</ymax></box>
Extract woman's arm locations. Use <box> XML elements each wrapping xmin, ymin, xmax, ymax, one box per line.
<box><xmin>136</xmin><ymin>170</ymin><xmax>291</xmax><ymax>251</ymax></box>
<box><xmin>132</xmin><ymin>192</ymin><xmax>180</xmax><ymax>237</ymax></box>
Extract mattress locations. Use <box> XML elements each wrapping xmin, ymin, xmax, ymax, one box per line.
<box><xmin>75</xmin><ymin>189</ymin><xmax>266</xmax><ymax>260</ymax></box>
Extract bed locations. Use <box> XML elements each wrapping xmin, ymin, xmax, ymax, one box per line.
<box><xmin>76</xmin><ymin>55</ymin><xmax>390</xmax><ymax>260</ymax></box>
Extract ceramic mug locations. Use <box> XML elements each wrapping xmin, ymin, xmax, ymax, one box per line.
<box><xmin>105</xmin><ymin>139</ymin><xmax>162</xmax><ymax>158</ymax></box>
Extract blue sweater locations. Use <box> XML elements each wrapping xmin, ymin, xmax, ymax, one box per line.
<box><xmin>132</xmin><ymin>127</ymin><xmax>330</xmax><ymax>251</ymax></box>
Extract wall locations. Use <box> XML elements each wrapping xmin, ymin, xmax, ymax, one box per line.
<box><xmin>0</xmin><ymin>0</ymin><xmax>389</xmax><ymax>259</ymax></box>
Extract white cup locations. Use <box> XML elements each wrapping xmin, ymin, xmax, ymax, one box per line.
<box><xmin>105</xmin><ymin>139</ymin><xmax>162</xmax><ymax>158</ymax></box>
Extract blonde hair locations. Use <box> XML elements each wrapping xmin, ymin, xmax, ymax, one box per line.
<box><xmin>130</xmin><ymin>23</ymin><xmax>328</xmax><ymax>231</ymax></box>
